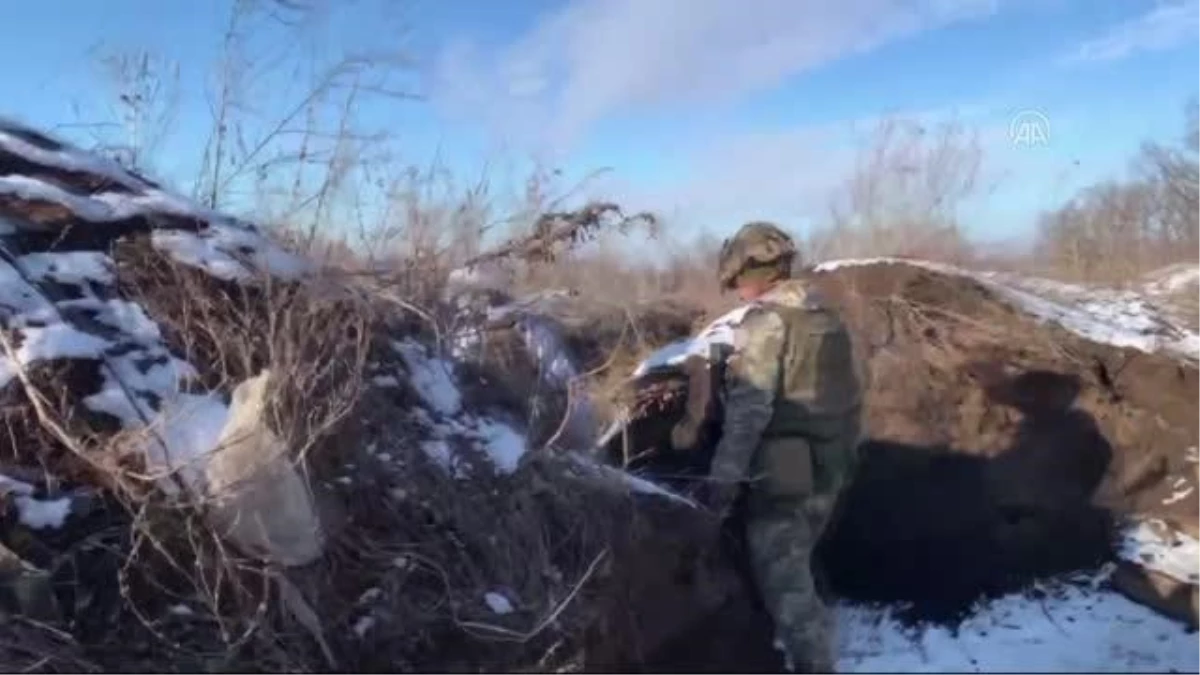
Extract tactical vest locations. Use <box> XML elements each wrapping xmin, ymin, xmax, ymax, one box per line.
<box><xmin>748</xmin><ymin>300</ymin><xmax>864</xmax><ymax>496</ymax></box>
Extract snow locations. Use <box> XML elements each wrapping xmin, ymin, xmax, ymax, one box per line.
<box><xmin>484</xmin><ymin>591</ymin><xmax>515</xmax><ymax>615</ymax></box>
<box><xmin>634</xmin><ymin>304</ymin><xmax>752</xmax><ymax>376</ymax></box>
<box><xmin>394</xmin><ymin>340</ymin><xmax>462</xmax><ymax>416</ymax></box>
<box><xmin>400</xmin><ymin>332</ymin><xmax>695</xmax><ymax>490</ymax></box>
<box><xmin>838</xmin><ymin>575</ymin><xmax>1198</xmax><ymax>673</ymax></box>
<box><xmin>1163</xmin><ymin>486</ymin><xmax>1194</xmax><ymax>506</ymax></box>
<box><xmin>168</xmin><ymin>604</ymin><xmax>194</xmax><ymax>617</ymax></box>
<box><xmin>0</xmin><ymin>133</ymin><xmax>304</xmax><ymax>495</ymax></box>
<box><xmin>0</xmin><ymin>174</ymin><xmax>229</xmax><ymax>227</ymax></box>
<box><xmin>17</xmin><ymin>251</ymin><xmax>114</xmax><ymax>285</ymax></box>
<box><xmin>0</xmin><ymin>473</ymin><xmax>73</xmax><ymax>530</ymax></box>
<box><xmin>473</xmin><ymin>418</ymin><xmax>527</xmax><ymax>474</ymax></box>
<box><xmin>13</xmin><ymin>495</ymin><xmax>72</xmax><ymax>529</ymax></box>
<box><xmin>513</xmin><ymin>313</ymin><xmax>597</xmax><ymax>444</ymax></box>
<box><xmin>1119</xmin><ymin>519</ymin><xmax>1200</xmax><ymax>585</ymax></box>
<box><xmin>0</xmin><ymin>139</ymin><xmax>306</xmax><ymax>284</ymax></box>
<box><xmin>445</xmin><ymin>287</ymin><xmax>599</xmax><ymax>447</ymax></box>
<box><xmin>353</xmin><ymin>616</ymin><xmax>376</xmax><ymax>638</ymax></box>
<box><xmin>371</xmin><ymin>374</ymin><xmax>400</xmax><ymax>388</ymax></box>
<box><xmin>420</xmin><ymin>439</ymin><xmax>458</xmax><ymax>474</ymax></box>
<box><xmin>0</xmin><ymin>123</ymin><xmax>153</xmax><ymax>192</ymax></box>
<box><xmin>0</xmin><ymin>323</ymin><xmax>111</xmax><ymax>388</ymax></box>
<box><xmin>812</xmin><ymin>258</ymin><xmax>1199</xmax><ymax>360</ymax></box>
<box><xmin>151</xmin><ymin>224</ymin><xmax>310</xmax><ymax>282</ymax></box>
<box><xmin>396</xmin><ymin>336</ymin><xmax>539</xmax><ymax>476</ymax></box>
<box><xmin>834</xmin><ymin>501</ymin><xmax>1200</xmax><ymax>672</ymax></box>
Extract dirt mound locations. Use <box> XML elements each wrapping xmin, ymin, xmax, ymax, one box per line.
<box><xmin>604</xmin><ymin>259</ymin><xmax>1198</xmax><ymax>626</ymax></box>
<box><xmin>806</xmin><ymin>262</ymin><xmax>1197</xmax><ymax>521</ymax></box>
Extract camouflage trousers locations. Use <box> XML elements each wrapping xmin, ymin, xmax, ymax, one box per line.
<box><xmin>745</xmin><ymin>493</ymin><xmax>837</xmax><ymax>673</ymax></box>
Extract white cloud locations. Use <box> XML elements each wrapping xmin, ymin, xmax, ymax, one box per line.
<box><xmin>429</xmin><ymin>0</ymin><xmax>1001</xmax><ymax>155</ymax></box>
<box><xmin>1062</xmin><ymin>0</ymin><xmax>1199</xmax><ymax>65</ymax></box>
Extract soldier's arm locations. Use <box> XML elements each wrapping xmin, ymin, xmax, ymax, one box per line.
<box><xmin>710</xmin><ymin>309</ymin><xmax>786</xmax><ymax>486</ymax></box>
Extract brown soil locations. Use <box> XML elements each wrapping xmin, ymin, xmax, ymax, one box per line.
<box><xmin>804</xmin><ymin>263</ymin><xmax>1198</xmax><ymax>524</ymax></box>
<box><xmin>605</xmin><ymin>261</ymin><xmax>1198</xmax><ymax>636</ymax></box>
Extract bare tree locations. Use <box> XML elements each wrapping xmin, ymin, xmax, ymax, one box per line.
<box><xmin>810</xmin><ymin>116</ymin><xmax>984</xmax><ymax>262</ymax></box>
<box><xmin>1036</xmin><ymin>101</ymin><xmax>1199</xmax><ymax>281</ymax></box>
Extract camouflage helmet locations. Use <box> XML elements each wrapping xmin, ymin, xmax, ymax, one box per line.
<box><xmin>717</xmin><ymin>221</ymin><xmax>797</xmax><ymax>289</ymax></box>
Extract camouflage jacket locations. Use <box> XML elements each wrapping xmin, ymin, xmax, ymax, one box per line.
<box><xmin>710</xmin><ymin>279</ymin><xmax>865</xmax><ymax>497</ymax></box>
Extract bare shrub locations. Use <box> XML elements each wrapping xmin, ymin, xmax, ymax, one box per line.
<box><xmin>809</xmin><ymin>117</ymin><xmax>983</xmax><ymax>263</ymax></box>
<box><xmin>1036</xmin><ymin>103</ymin><xmax>1199</xmax><ymax>283</ymax></box>
<box><xmin>112</xmin><ymin>237</ymin><xmax>373</xmax><ymax>462</ymax></box>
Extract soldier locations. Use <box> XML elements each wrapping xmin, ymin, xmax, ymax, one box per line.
<box><xmin>680</xmin><ymin>221</ymin><xmax>865</xmax><ymax>672</ymax></box>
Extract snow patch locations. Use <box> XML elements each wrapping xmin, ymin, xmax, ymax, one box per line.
<box><xmin>394</xmin><ymin>340</ymin><xmax>462</xmax><ymax>416</ymax></box>
<box><xmin>473</xmin><ymin>418</ymin><xmax>527</xmax><ymax>474</ymax></box>
<box><xmin>448</xmin><ymin>293</ymin><xmax>598</xmax><ymax>446</ymax></box>
<box><xmin>371</xmin><ymin>374</ymin><xmax>400</xmax><ymax>388</ymax></box>
<box><xmin>1119</xmin><ymin>519</ymin><xmax>1200</xmax><ymax>585</ymax></box>
<box><xmin>353</xmin><ymin>615</ymin><xmax>376</xmax><ymax>638</ymax></box>
<box><xmin>151</xmin><ymin>224</ymin><xmax>309</xmax><ymax>282</ymax></box>
<box><xmin>17</xmin><ymin>251</ymin><xmax>114</xmax><ymax>285</ymax></box>
<box><xmin>13</xmin><ymin>495</ymin><xmax>72</xmax><ymax>530</ymax></box>
<box><xmin>0</xmin><ymin>473</ymin><xmax>73</xmax><ymax>530</ymax></box>
<box><xmin>0</xmin><ymin>123</ymin><xmax>153</xmax><ymax>192</ymax></box>
<box><xmin>0</xmin><ymin>323</ymin><xmax>110</xmax><ymax>388</ymax></box>
<box><xmin>634</xmin><ymin>304</ymin><xmax>751</xmax><ymax>376</ymax></box>
<box><xmin>484</xmin><ymin>591</ymin><xmax>514</xmax><ymax>615</ymax></box>
<box><xmin>839</xmin><ymin>576</ymin><xmax>1198</xmax><ymax>673</ymax></box>
<box><xmin>813</xmin><ymin>258</ymin><xmax>1199</xmax><ymax>360</ymax></box>
<box><xmin>396</xmin><ymin>336</ymin><xmax>536</xmax><ymax>476</ymax></box>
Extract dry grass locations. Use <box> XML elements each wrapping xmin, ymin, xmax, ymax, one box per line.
<box><xmin>0</xmin><ymin>217</ymin><xmax>724</xmax><ymax>673</ymax></box>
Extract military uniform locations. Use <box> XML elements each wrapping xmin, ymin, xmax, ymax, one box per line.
<box><xmin>704</xmin><ymin>223</ymin><xmax>864</xmax><ymax>673</ymax></box>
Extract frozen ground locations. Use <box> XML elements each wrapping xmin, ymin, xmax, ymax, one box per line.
<box><xmin>627</xmin><ymin>257</ymin><xmax>1200</xmax><ymax>672</ymax></box>
<box><xmin>840</xmin><ymin>483</ymin><xmax>1198</xmax><ymax>671</ymax></box>
<box><xmin>838</xmin><ymin>569</ymin><xmax>1198</xmax><ymax>672</ymax></box>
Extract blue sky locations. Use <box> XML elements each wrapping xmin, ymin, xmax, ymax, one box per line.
<box><xmin>2</xmin><ymin>0</ymin><xmax>1197</xmax><ymax>245</ymax></box>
